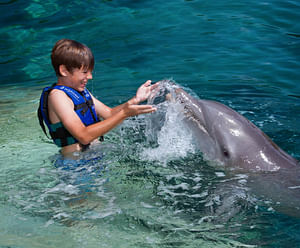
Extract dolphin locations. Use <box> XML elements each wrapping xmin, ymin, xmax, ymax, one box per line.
<box><xmin>148</xmin><ymin>81</ymin><xmax>299</xmax><ymax>171</ymax></box>
<box><xmin>168</xmin><ymin>87</ymin><xmax>299</xmax><ymax>172</ymax></box>
<box><xmin>148</xmin><ymin>80</ymin><xmax>300</xmax><ymax>216</ymax></box>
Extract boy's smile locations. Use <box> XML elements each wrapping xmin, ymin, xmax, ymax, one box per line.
<box><xmin>58</xmin><ymin>66</ymin><xmax>93</xmax><ymax>92</ymax></box>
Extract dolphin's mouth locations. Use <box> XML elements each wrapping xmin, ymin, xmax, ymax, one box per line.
<box><xmin>174</xmin><ymin>88</ymin><xmax>207</xmax><ymax>129</ymax></box>
<box><xmin>148</xmin><ymin>79</ymin><xmax>209</xmax><ymax>138</ymax></box>
<box><xmin>148</xmin><ymin>79</ymin><xmax>178</xmax><ymax>105</ymax></box>
<box><xmin>148</xmin><ymin>84</ymin><xmax>169</xmax><ymax>105</ymax></box>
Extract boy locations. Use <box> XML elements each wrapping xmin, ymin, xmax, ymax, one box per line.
<box><xmin>38</xmin><ymin>39</ymin><xmax>157</xmax><ymax>157</ymax></box>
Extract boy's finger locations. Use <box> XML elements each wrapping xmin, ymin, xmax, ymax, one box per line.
<box><xmin>144</xmin><ymin>80</ymin><xmax>152</xmax><ymax>86</ymax></box>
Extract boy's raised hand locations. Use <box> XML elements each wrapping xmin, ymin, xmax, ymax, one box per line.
<box><xmin>135</xmin><ymin>80</ymin><xmax>159</xmax><ymax>103</ymax></box>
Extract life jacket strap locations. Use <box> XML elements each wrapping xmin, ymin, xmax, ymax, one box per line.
<box><xmin>37</xmin><ymin>104</ymin><xmax>50</xmax><ymax>138</ymax></box>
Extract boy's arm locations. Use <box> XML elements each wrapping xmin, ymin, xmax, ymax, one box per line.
<box><xmin>48</xmin><ymin>90</ymin><xmax>156</xmax><ymax>145</ymax></box>
<box><xmin>91</xmin><ymin>95</ymin><xmax>138</xmax><ymax>120</ymax></box>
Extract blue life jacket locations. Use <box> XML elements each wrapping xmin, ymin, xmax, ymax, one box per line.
<box><xmin>38</xmin><ymin>84</ymin><xmax>102</xmax><ymax>147</ymax></box>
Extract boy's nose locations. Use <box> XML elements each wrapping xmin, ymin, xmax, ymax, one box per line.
<box><xmin>87</xmin><ymin>71</ymin><xmax>93</xmax><ymax>80</ymax></box>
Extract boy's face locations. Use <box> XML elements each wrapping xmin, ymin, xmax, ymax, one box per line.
<box><xmin>67</xmin><ymin>67</ymin><xmax>93</xmax><ymax>92</ymax></box>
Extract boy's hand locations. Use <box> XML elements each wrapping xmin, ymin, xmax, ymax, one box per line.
<box><xmin>124</xmin><ymin>101</ymin><xmax>157</xmax><ymax>117</ymax></box>
<box><xmin>135</xmin><ymin>80</ymin><xmax>159</xmax><ymax>103</ymax></box>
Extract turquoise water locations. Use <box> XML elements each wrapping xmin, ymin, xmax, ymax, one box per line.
<box><xmin>0</xmin><ymin>0</ymin><xmax>300</xmax><ymax>247</ymax></box>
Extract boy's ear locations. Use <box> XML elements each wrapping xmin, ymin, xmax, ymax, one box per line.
<box><xmin>59</xmin><ymin>65</ymin><xmax>69</xmax><ymax>77</ymax></box>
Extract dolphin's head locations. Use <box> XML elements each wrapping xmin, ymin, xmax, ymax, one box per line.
<box><xmin>174</xmin><ymin>88</ymin><xmax>295</xmax><ymax>170</ymax></box>
<box><xmin>173</xmin><ymin>88</ymin><xmax>252</xmax><ymax>167</ymax></box>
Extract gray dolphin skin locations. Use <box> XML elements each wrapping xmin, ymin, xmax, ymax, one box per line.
<box><xmin>174</xmin><ymin>87</ymin><xmax>299</xmax><ymax>172</ymax></box>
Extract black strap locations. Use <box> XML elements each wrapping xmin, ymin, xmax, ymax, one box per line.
<box><xmin>79</xmin><ymin>93</ymin><xmax>104</xmax><ymax>141</ymax></box>
<box><xmin>74</xmin><ymin>99</ymin><xmax>94</xmax><ymax>116</ymax></box>
<box><xmin>78</xmin><ymin>92</ymin><xmax>98</xmax><ymax>123</ymax></box>
<box><xmin>50</xmin><ymin>125</ymin><xmax>76</xmax><ymax>147</ymax></box>
<box><xmin>37</xmin><ymin>105</ymin><xmax>50</xmax><ymax>138</ymax></box>
<box><xmin>37</xmin><ymin>86</ymin><xmax>55</xmax><ymax>139</ymax></box>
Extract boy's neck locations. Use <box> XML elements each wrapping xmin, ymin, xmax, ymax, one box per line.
<box><xmin>57</xmin><ymin>77</ymin><xmax>71</xmax><ymax>87</ymax></box>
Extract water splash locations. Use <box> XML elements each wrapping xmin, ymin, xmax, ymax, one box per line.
<box><xmin>141</xmin><ymin>79</ymin><xmax>196</xmax><ymax>164</ymax></box>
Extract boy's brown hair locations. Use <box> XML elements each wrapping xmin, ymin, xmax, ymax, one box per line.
<box><xmin>51</xmin><ymin>39</ymin><xmax>94</xmax><ymax>76</ymax></box>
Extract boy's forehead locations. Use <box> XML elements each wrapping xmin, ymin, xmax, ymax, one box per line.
<box><xmin>78</xmin><ymin>65</ymin><xmax>93</xmax><ymax>72</ymax></box>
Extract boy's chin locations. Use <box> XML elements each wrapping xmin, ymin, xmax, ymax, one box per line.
<box><xmin>77</xmin><ymin>86</ymin><xmax>86</xmax><ymax>91</ymax></box>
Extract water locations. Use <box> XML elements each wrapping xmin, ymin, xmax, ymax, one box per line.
<box><xmin>0</xmin><ymin>0</ymin><xmax>300</xmax><ymax>247</ymax></box>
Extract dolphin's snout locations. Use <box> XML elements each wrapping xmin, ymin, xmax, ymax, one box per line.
<box><xmin>148</xmin><ymin>83</ymin><xmax>173</xmax><ymax>105</ymax></box>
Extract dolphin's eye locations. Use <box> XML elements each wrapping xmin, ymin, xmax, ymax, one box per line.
<box><xmin>222</xmin><ymin>148</ymin><xmax>230</xmax><ymax>158</ymax></box>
